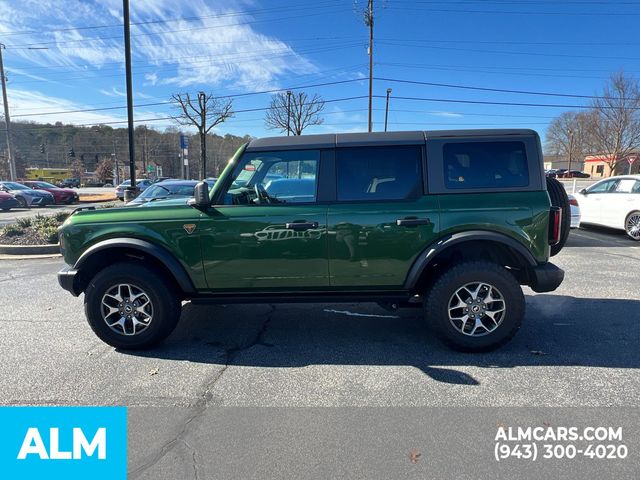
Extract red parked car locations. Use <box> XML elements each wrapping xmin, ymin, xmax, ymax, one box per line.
<box><xmin>0</xmin><ymin>191</ymin><xmax>19</xmax><ymax>211</ymax></box>
<box><xmin>21</xmin><ymin>181</ymin><xmax>79</xmax><ymax>205</ymax></box>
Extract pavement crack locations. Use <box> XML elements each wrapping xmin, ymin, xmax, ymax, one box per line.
<box><xmin>129</xmin><ymin>305</ymin><xmax>277</xmax><ymax>479</ymax></box>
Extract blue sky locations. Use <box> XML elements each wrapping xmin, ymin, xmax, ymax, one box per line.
<box><xmin>2</xmin><ymin>0</ymin><xmax>640</xmax><ymax>144</ymax></box>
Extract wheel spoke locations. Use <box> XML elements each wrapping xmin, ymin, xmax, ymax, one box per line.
<box><xmin>448</xmin><ymin>282</ymin><xmax>506</xmax><ymax>337</ymax></box>
<box><xmin>101</xmin><ymin>283</ymin><xmax>153</xmax><ymax>337</ymax></box>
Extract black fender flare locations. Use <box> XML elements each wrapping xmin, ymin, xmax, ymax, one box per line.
<box><xmin>403</xmin><ymin>230</ymin><xmax>538</xmax><ymax>290</ymax></box>
<box><xmin>74</xmin><ymin>237</ymin><xmax>196</xmax><ymax>294</ymax></box>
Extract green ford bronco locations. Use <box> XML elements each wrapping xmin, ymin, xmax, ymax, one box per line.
<box><xmin>58</xmin><ymin>130</ymin><xmax>568</xmax><ymax>352</ymax></box>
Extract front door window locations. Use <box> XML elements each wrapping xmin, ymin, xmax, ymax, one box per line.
<box><xmin>222</xmin><ymin>150</ymin><xmax>319</xmax><ymax>206</ymax></box>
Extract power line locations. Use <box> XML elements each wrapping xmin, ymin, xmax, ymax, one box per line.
<box><xmin>8</xmin><ymin>43</ymin><xmax>365</xmax><ymax>87</ymax></box>
<box><xmin>12</xmin><ymin>79</ymin><xmax>366</xmax><ymax>118</ymax></box>
<box><xmin>375</xmin><ymin>77</ymin><xmax>617</xmax><ymax>100</ymax></box>
<box><xmin>11</xmin><ymin>95</ymin><xmax>369</xmax><ymax>130</ymax></box>
<box><xmin>378</xmin><ymin>94</ymin><xmax>595</xmax><ymax>109</ymax></box>
<box><xmin>5</xmin><ymin>6</ymin><xmax>351</xmax><ymax>48</ymax></box>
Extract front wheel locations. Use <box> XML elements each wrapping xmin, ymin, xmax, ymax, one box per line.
<box><xmin>625</xmin><ymin>211</ymin><xmax>640</xmax><ymax>241</ymax></box>
<box><xmin>84</xmin><ymin>262</ymin><xmax>181</xmax><ymax>349</ymax></box>
<box><xmin>16</xmin><ymin>196</ymin><xmax>27</xmax><ymax>208</ymax></box>
<box><xmin>424</xmin><ymin>261</ymin><xmax>525</xmax><ymax>352</ymax></box>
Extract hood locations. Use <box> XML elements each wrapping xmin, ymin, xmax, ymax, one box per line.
<box><xmin>138</xmin><ymin>197</ymin><xmax>191</xmax><ymax>207</ymax></box>
<box><xmin>63</xmin><ymin>198</ymin><xmax>196</xmax><ymax>226</ymax></box>
<box><xmin>12</xmin><ymin>188</ymin><xmax>50</xmax><ymax>196</ymax></box>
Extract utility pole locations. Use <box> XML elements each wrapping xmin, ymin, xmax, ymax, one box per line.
<box><xmin>198</xmin><ymin>91</ymin><xmax>207</xmax><ymax>179</ymax></box>
<box><xmin>122</xmin><ymin>0</ymin><xmax>137</xmax><ymax>201</ymax></box>
<box><xmin>286</xmin><ymin>90</ymin><xmax>292</xmax><ymax>136</ymax></box>
<box><xmin>366</xmin><ymin>0</ymin><xmax>374</xmax><ymax>133</ymax></box>
<box><xmin>0</xmin><ymin>43</ymin><xmax>15</xmax><ymax>181</ymax></box>
<box><xmin>384</xmin><ymin>88</ymin><xmax>392</xmax><ymax>132</ymax></box>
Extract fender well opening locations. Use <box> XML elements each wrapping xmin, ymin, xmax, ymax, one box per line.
<box><xmin>410</xmin><ymin>239</ymin><xmax>534</xmax><ymax>295</ymax></box>
<box><xmin>74</xmin><ymin>246</ymin><xmax>186</xmax><ymax>297</ymax></box>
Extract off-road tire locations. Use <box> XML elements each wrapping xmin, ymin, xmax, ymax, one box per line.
<box><xmin>546</xmin><ymin>176</ymin><xmax>570</xmax><ymax>256</ymax></box>
<box><xmin>84</xmin><ymin>262</ymin><xmax>181</xmax><ymax>349</ymax></box>
<box><xmin>424</xmin><ymin>261</ymin><xmax>525</xmax><ymax>352</ymax></box>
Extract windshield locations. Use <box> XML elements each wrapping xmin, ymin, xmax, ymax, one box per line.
<box><xmin>138</xmin><ymin>183</ymin><xmax>196</xmax><ymax>199</ymax></box>
<box><xmin>35</xmin><ymin>181</ymin><xmax>57</xmax><ymax>188</ymax></box>
<box><xmin>3</xmin><ymin>182</ymin><xmax>29</xmax><ymax>190</ymax></box>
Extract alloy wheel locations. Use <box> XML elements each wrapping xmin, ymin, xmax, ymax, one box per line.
<box><xmin>626</xmin><ymin>213</ymin><xmax>640</xmax><ymax>240</ymax></box>
<box><xmin>447</xmin><ymin>282</ymin><xmax>506</xmax><ymax>337</ymax></box>
<box><xmin>101</xmin><ymin>283</ymin><xmax>154</xmax><ymax>336</ymax></box>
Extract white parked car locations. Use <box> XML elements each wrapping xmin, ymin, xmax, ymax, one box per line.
<box><xmin>568</xmin><ymin>194</ymin><xmax>581</xmax><ymax>228</ymax></box>
<box><xmin>574</xmin><ymin>175</ymin><xmax>640</xmax><ymax>240</ymax></box>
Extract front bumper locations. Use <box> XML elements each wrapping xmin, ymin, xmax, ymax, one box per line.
<box><xmin>0</xmin><ymin>198</ymin><xmax>19</xmax><ymax>209</ymax></box>
<box><xmin>58</xmin><ymin>266</ymin><xmax>81</xmax><ymax>296</ymax></box>
<box><xmin>30</xmin><ymin>196</ymin><xmax>54</xmax><ymax>206</ymax></box>
<box><xmin>529</xmin><ymin>263</ymin><xmax>564</xmax><ymax>293</ymax></box>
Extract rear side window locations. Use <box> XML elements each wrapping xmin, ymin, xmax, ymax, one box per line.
<box><xmin>336</xmin><ymin>145</ymin><xmax>423</xmax><ymax>201</ymax></box>
<box><xmin>443</xmin><ymin>141</ymin><xmax>529</xmax><ymax>189</ymax></box>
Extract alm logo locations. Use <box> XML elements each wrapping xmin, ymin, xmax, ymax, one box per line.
<box><xmin>17</xmin><ymin>427</ymin><xmax>106</xmax><ymax>460</ymax></box>
<box><xmin>0</xmin><ymin>407</ymin><xmax>126</xmax><ymax>480</ymax></box>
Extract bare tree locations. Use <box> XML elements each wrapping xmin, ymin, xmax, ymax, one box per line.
<box><xmin>171</xmin><ymin>92</ymin><xmax>233</xmax><ymax>179</ymax></box>
<box><xmin>545</xmin><ymin>110</ymin><xmax>594</xmax><ymax>171</ymax></box>
<box><xmin>588</xmin><ymin>72</ymin><xmax>640</xmax><ymax>175</ymax></box>
<box><xmin>265</xmin><ymin>91</ymin><xmax>324</xmax><ymax>135</ymax></box>
<box><xmin>95</xmin><ymin>158</ymin><xmax>113</xmax><ymax>183</ymax></box>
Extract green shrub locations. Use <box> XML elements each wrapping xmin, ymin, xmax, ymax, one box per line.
<box><xmin>15</xmin><ymin>217</ymin><xmax>32</xmax><ymax>228</ymax></box>
<box><xmin>1</xmin><ymin>223</ymin><xmax>22</xmax><ymax>237</ymax></box>
<box><xmin>54</xmin><ymin>211</ymin><xmax>70</xmax><ymax>223</ymax></box>
<box><xmin>36</xmin><ymin>225</ymin><xmax>59</xmax><ymax>244</ymax></box>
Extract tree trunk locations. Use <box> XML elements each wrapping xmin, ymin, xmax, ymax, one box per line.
<box><xmin>200</xmin><ymin>130</ymin><xmax>206</xmax><ymax>179</ymax></box>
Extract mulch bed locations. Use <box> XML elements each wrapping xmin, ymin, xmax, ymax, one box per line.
<box><xmin>0</xmin><ymin>227</ymin><xmax>55</xmax><ymax>245</ymax></box>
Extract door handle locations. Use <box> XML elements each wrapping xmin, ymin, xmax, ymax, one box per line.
<box><xmin>396</xmin><ymin>217</ymin><xmax>431</xmax><ymax>227</ymax></box>
<box><xmin>285</xmin><ymin>221</ymin><xmax>319</xmax><ymax>231</ymax></box>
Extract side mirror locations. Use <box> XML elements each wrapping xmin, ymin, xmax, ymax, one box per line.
<box><xmin>579</xmin><ymin>188</ymin><xmax>588</xmax><ymax>195</ymax></box>
<box><xmin>192</xmin><ymin>181</ymin><xmax>210</xmax><ymax>208</ymax></box>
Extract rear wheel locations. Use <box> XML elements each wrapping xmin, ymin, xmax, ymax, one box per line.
<box><xmin>625</xmin><ymin>211</ymin><xmax>640</xmax><ymax>241</ymax></box>
<box><xmin>16</xmin><ymin>196</ymin><xmax>27</xmax><ymax>208</ymax></box>
<box><xmin>546</xmin><ymin>176</ymin><xmax>570</xmax><ymax>256</ymax></box>
<box><xmin>84</xmin><ymin>262</ymin><xmax>181</xmax><ymax>349</ymax></box>
<box><xmin>424</xmin><ymin>261</ymin><xmax>525</xmax><ymax>352</ymax></box>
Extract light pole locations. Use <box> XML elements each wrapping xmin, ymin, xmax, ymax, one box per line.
<box><xmin>384</xmin><ymin>88</ymin><xmax>392</xmax><ymax>132</ymax></box>
<box><xmin>286</xmin><ymin>90</ymin><xmax>292</xmax><ymax>136</ymax></box>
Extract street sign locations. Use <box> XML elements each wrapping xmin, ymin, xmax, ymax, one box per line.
<box><xmin>180</xmin><ymin>135</ymin><xmax>189</xmax><ymax>149</ymax></box>
<box><xmin>146</xmin><ymin>165</ymin><xmax>155</xmax><ymax>172</ymax></box>
<box><xmin>628</xmin><ymin>157</ymin><xmax>636</xmax><ymax>165</ymax></box>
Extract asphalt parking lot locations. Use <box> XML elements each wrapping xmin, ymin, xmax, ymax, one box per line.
<box><xmin>0</xmin><ymin>225</ymin><xmax>638</xmax><ymax>408</ymax></box>
<box><xmin>1</xmin><ymin>225</ymin><xmax>638</xmax><ymax>478</ymax></box>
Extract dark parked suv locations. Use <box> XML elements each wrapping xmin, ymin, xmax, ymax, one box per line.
<box><xmin>58</xmin><ymin>130</ymin><xmax>567</xmax><ymax>351</ymax></box>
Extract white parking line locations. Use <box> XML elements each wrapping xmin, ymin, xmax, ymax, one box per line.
<box><xmin>323</xmin><ymin>309</ymin><xmax>400</xmax><ymax>319</ymax></box>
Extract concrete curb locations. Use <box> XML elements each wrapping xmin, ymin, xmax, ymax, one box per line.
<box><xmin>0</xmin><ymin>243</ymin><xmax>60</xmax><ymax>255</ymax></box>
<box><xmin>0</xmin><ymin>253</ymin><xmax>61</xmax><ymax>260</ymax></box>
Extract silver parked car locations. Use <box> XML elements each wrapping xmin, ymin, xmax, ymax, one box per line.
<box><xmin>0</xmin><ymin>181</ymin><xmax>55</xmax><ymax>208</ymax></box>
<box><xmin>115</xmin><ymin>179</ymin><xmax>153</xmax><ymax>201</ymax></box>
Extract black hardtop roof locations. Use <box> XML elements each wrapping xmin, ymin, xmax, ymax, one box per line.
<box><xmin>246</xmin><ymin>129</ymin><xmax>538</xmax><ymax>151</ymax></box>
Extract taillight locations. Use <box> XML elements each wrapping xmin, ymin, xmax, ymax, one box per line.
<box><xmin>569</xmin><ymin>197</ymin><xmax>579</xmax><ymax>207</ymax></box>
<box><xmin>549</xmin><ymin>206</ymin><xmax>562</xmax><ymax>245</ymax></box>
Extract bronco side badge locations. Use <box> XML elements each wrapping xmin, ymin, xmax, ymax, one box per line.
<box><xmin>183</xmin><ymin>224</ymin><xmax>197</xmax><ymax>234</ymax></box>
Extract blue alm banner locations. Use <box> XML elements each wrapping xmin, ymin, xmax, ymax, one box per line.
<box><xmin>0</xmin><ymin>407</ymin><xmax>127</xmax><ymax>479</ymax></box>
